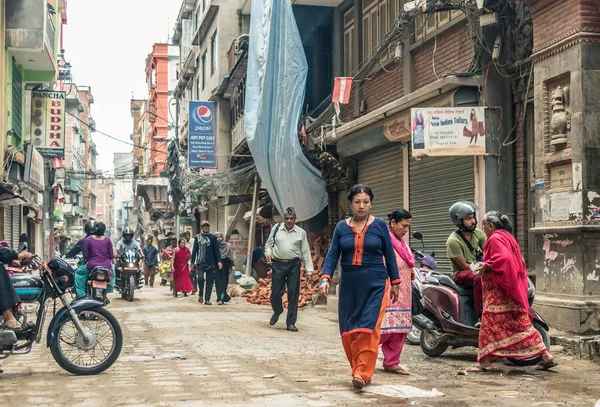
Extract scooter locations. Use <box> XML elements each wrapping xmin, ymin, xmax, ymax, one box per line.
<box><xmin>406</xmin><ymin>232</ymin><xmax>437</xmax><ymax>345</ymax></box>
<box><xmin>412</xmin><ymin>270</ymin><xmax>550</xmax><ymax>366</ymax></box>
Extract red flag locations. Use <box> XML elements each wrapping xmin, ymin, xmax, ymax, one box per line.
<box><xmin>332</xmin><ymin>77</ymin><xmax>353</xmax><ymax>104</ymax></box>
<box><xmin>52</xmin><ymin>158</ymin><xmax>64</xmax><ymax>169</ymax></box>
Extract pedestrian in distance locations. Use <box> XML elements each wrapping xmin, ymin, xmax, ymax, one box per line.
<box><xmin>467</xmin><ymin>211</ymin><xmax>557</xmax><ymax>372</ymax></box>
<box><xmin>191</xmin><ymin>221</ymin><xmax>222</xmax><ymax>305</ymax></box>
<box><xmin>142</xmin><ymin>236</ymin><xmax>159</xmax><ymax>288</ymax></box>
<box><xmin>183</xmin><ymin>231</ymin><xmax>196</xmax><ymax>294</ymax></box>
<box><xmin>214</xmin><ymin>232</ymin><xmax>233</xmax><ymax>305</ymax></box>
<box><xmin>380</xmin><ymin>209</ymin><xmax>414</xmax><ymax>375</ymax></box>
<box><xmin>319</xmin><ymin>184</ymin><xmax>400</xmax><ymax>390</ymax></box>
<box><xmin>171</xmin><ymin>238</ymin><xmax>195</xmax><ymax>298</ymax></box>
<box><xmin>265</xmin><ymin>207</ymin><xmax>313</xmax><ymax>332</ymax></box>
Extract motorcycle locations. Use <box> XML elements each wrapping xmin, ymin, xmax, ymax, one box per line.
<box><xmin>0</xmin><ymin>255</ymin><xmax>123</xmax><ymax>375</ymax></box>
<box><xmin>406</xmin><ymin>232</ymin><xmax>437</xmax><ymax>345</ymax></box>
<box><xmin>411</xmin><ymin>267</ymin><xmax>550</xmax><ymax>366</ymax></box>
<box><xmin>115</xmin><ymin>249</ymin><xmax>142</xmax><ymax>302</ymax></box>
<box><xmin>85</xmin><ymin>265</ymin><xmax>111</xmax><ymax>305</ymax></box>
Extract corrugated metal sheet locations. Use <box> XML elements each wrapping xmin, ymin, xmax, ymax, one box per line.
<box><xmin>208</xmin><ymin>206</ymin><xmax>217</xmax><ymax>230</ymax></box>
<box><xmin>357</xmin><ymin>144</ymin><xmax>404</xmax><ymax>220</ymax></box>
<box><xmin>217</xmin><ymin>205</ymin><xmax>226</xmax><ymax>232</ymax></box>
<box><xmin>409</xmin><ymin>156</ymin><xmax>474</xmax><ymax>273</ymax></box>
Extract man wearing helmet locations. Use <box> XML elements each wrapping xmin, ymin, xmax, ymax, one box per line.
<box><xmin>446</xmin><ymin>201</ymin><xmax>486</xmax><ymax>318</ymax></box>
<box><xmin>66</xmin><ymin>220</ymin><xmax>95</xmax><ymax>259</ymax></box>
<box><xmin>115</xmin><ymin>227</ymin><xmax>144</xmax><ymax>281</ymax></box>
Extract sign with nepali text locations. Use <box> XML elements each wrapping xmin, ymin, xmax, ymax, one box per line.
<box><xmin>23</xmin><ymin>144</ymin><xmax>45</xmax><ymax>191</ymax></box>
<box><xmin>188</xmin><ymin>101</ymin><xmax>217</xmax><ymax>168</ymax></box>
<box><xmin>411</xmin><ymin>107</ymin><xmax>486</xmax><ymax>157</ymax></box>
<box><xmin>30</xmin><ymin>90</ymin><xmax>66</xmax><ymax>158</ymax></box>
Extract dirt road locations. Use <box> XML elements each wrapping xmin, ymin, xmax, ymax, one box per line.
<box><xmin>1</xmin><ymin>286</ymin><xmax>599</xmax><ymax>407</ymax></box>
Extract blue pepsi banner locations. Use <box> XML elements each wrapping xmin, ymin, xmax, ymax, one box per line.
<box><xmin>188</xmin><ymin>101</ymin><xmax>217</xmax><ymax>168</ymax></box>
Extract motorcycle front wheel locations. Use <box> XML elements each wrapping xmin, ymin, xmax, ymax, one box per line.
<box><xmin>127</xmin><ymin>275</ymin><xmax>135</xmax><ymax>302</ymax></box>
<box><xmin>49</xmin><ymin>306</ymin><xmax>123</xmax><ymax>375</ymax></box>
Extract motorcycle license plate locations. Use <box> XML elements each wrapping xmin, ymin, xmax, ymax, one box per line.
<box><xmin>92</xmin><ymin>281</ymin><xmax>109</xmax><ymax>289</ymax></box>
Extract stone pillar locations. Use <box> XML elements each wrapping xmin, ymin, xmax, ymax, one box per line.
<box><xmin>525</xmin><ymin>0</ymin><xmax>600</xmax><ymax>333</ymax></box>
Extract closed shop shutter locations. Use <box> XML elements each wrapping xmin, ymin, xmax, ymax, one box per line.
<box><xmin>409</xmin><ymin>156</ymin><xmax>474</xmax><ymax>273</ymax></box>
<box><xmin>208</xmin><ymin>206</ymin><xmax>217</xmax><ymax>229</ymax></box>
<box><xmin>357</xmin><ymin>144</ymin><xmax>404</xmax><ymax>220</ymax></box>
<box><xmin>217</xmin><ymin>205</ymin><xmax>226</xmax><ymax>232</ymax></box>
<box><xmin>2</xmin><ymin>207</ymin><xmax>9</xmax><ymax>243</ymax></box>
<box><xmin>3</xmin><ymin>205</ymin><xmax>22</xmax><ymax>249</ymax></box>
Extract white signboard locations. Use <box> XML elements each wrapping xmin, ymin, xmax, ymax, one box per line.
<box><xmin>411</xmin><ymin>107</ymin><xmax>486</xmax><ymax>157</ymax></box>
<box><xmin>30</xmin><ymin>90</ymin><xmax>66</xmax><ymax>158</ymax></box>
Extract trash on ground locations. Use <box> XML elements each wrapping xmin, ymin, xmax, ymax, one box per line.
<box><xmin>119</xmin><ymin>353</ymin><xmax>186</xmax><ymax>362</ymax></box>
<box><xmin>295</xmin><ymin>378</ymin><xmax>309</xmax><ymax>382</ymax></box>
<box><xmin>263</xmin><ymin>374</ymin><xmax>276</xmax><ymax>379</ymax></box>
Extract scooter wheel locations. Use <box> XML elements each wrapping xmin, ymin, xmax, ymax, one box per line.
<box><xmin>506</xmin><ymin>321</ymin><xmax>550</xmax><ymax>366</ymax></box>
<box><xmin>420</xmin><ymin>328</ymin><xmax>449</xmax><ymax>357</ymax></box>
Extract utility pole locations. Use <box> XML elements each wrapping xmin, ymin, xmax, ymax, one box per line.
<box><xmin>245</xmin><ymin>173</ymin><xmax>259</xmax><ymax>276</ymax></box>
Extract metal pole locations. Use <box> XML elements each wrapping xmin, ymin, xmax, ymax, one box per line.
<box><xmin>174</xmin><ymin>97</ymin><xmax>180</xmax><ymax>237</ymax></box>
<box><xmin>245</xmin><ymin>173</ymin><xmax>259</xmax><ymax>276</ymax></box>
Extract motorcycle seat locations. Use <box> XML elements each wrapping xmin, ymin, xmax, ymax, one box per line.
<box><xmin>432</xmin><ymin>273</ymin><xmax>474</xmax><ymax>297</ymax></box>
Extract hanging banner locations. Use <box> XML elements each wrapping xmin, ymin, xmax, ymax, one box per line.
<box><xmin>30</xmin><ymin>90</ymin><xmax>66</xmax><ymax>158</ymax></box>
<box><xmin>188</xmin><ymin>101</ymin><xmax>217</xmax><ymax>168</ymax></box>
<box><xmin>411</xmin><ymin>107</ymin><xmax>486</xmax><ymax>157</ymax></box>
<box><xmin>23</xmin><ymin>144</ymin><xmax>45</xmax><ymax>191</ymax></box>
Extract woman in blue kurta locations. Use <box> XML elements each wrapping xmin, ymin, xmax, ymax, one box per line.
<box><xmin>320</xmin><ymin>184</ymin><xmax>400</xmax><ymax>389</ymax></box>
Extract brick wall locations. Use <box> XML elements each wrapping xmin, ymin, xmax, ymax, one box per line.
<box><xmin>514</xmin><ymin>103</ymin><xmax>529</xmax><ymax>263</ymax></box>
<box><xmin>529</xmin><ymin>0</ymin><xmax>600</xmax><ymax>52</ymax></box>
<box><xmin>413</xmin><ymin>23</ymin><xmax>475</xmax><ymax>90</ymax></box>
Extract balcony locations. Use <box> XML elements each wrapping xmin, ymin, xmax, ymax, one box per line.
<box><xmin>232</xmin><ymin>116</ymin><xmax>246</xmax><ymax>151</ymax></box>
<box><xmin>191</xmin><ymin>1</ymin><xmax>219</xmax><ymax>46</ymax></box>
<box><xmin>6</xmin><ymin>0</ymin><xmax>58</xmax><ymax>76</ymax></box>
<box><xmin>62</xmin><ymin>204</ymin><xmax>84</xmax><ymax>219</ymax></box>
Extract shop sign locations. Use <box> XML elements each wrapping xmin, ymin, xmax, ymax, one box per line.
<box><xmin>229</xmin><ymin>234</ymin><xmax>249</xmax><ymax>255</ymax></box>
<box><xmin>411</xmin><ymin>107</ymin><xmax>486</xmax><ymax>157</ymax></box>
<box><xmin>23</xmin><ymin>144</ymin><xmax>45</xmax><ymax>191</ymax></box>
<box><xmin>30</xmin><ymin>90</ymin><xmax>66</xmax><ymax>158</ymax></box>
<box><xmin>188</xmin><ymin>101</ymin><xmax>217</xmax><ymax>168</ymax></box>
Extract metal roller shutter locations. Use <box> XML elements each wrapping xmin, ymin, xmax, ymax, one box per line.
<box><xmin>208</xmin><ymin>206</ymin><xmax>218</xmax><ymax>230</ymax></box>
<box><xmin>217</xmin><ymin>205</ymin><xmax>226</xmax><ymax>232</ymax></box>
<box><xmin>409</xmin><ymin>156</ymin><xmax>474</xmax><ymax>274</ymax></box>
<box><xmin>357</xmin><ymin>144</ymin><xmax>404</xmax><ymax>220</ymax></box>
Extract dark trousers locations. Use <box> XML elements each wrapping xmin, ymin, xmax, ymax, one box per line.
<box><xmin>0</xmin><ymin>264</ymin><xmax>20</xmax><ymax>313</ymax></box>
<box><xmin>215</xmin><ymin>258</ymin><xmax>232</xmax><ymax>302</ymax></box>
<box><xmin>190</xmin><ymin>265</ymin><xmax>197</xmax><ymax>291</ymax></box>
<box><xmin>196</xmin><ymin>262</ymin><xmax>216</xmax><ymax>302</ymax></box>
<box><xmin>270</xmin><ymin>258</ymin><xmax>301</xmax><ymax>325</ymax></box>
<box><xmin>453</xmin><ymin>269</ymin><xmax>483</xmax><ymax>317</ymax></box>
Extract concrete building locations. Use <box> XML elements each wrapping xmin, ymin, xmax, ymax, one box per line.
<box><xmin>94</xmin><ymin>177</ymin><xmax>113</xmax><ymax>233</ymax></box>
<box><xmin>112</xmin><ymin>152</ymin><xmax>134</xmax><ymax>242</ymax></box>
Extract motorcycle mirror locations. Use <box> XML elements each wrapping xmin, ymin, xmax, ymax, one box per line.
<box><xmin>431</xmin><ymin>251</ymin><xmax>435</xmax><ymax>258</ymax></box>
<box><xmin>412</xmin><ymin>232</ymin><xmax>423</xmax><ymax>240</ymax></box>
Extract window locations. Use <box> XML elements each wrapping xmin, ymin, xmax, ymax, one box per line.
<box><xmin>195</xmin><ymin>3</ymin><xmax>202</xmax><ymax>32</ymax></box>
<box><xmin>11</xmin><ymin>57</ymin><xmax>22</xmax><ymax>144</ymax></box>
<box><xmin>343</xmin><ymin>7</ymin><xmax>355</xmax><ymax>75</ymax></box>
<box><xmin>201</xmin><ymin>51</ymin><xmax>207</xmax><ymax>90</ymax></box>
<box><xmin>415</xmin><ymin>8</ymin><xmax>460</xmax><ymax>40</ymax></box>
<box><xmin>210</xmin><ymin>31</ymin><xmax>217</xmax><ymax>76</ymax></box>
<box><xmin>362</xmin><ymin>1</ymin><xmax>378</xmax><ymax>61</ymax></box>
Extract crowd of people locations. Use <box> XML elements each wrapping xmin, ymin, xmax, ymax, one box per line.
<box><xmin>1</xmin><ymin>182</ymin><xmax>557</xmax><ymax>383</ymax></box>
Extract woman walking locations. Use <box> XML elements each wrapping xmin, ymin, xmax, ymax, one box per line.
<box><xmin>171</xmin><ymin>238</ymin><xmax>195</xmax><ymax>297</ymax></box>
<box><xmin>215</xmin><ymin>232</ymin><xmax>233</xmax><ymax>305</ymax></box>
<box><xmin>468</xmin><ymin>211</ymin><xmax>557</xmax><ymax>372</ymax></box>
<box><xmin>320</xmin><ymin>184</ymin><xmax>400</xmax><ymax>389</ymax></box>
<box><xmin>380</xmin><ymin>209</ymin><xmax>414</xmax><ymax>375</ymax></box>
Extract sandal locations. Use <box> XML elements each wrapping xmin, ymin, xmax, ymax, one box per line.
<box><xmin>352</xmin><ymin>375</ymin><xmax>366</xmax><ymax>389</ymax></box>
<box><xmin>466</xmin><ymin>363</ymin><xmax>493</xmax><ymax>373</ymax></box>
<box><xmin>2</xmin><ymin>320</ymin><xmax>23</xmax><ymax>332</ymax></box>
<box><xmin>536</xmin><ymin>360</ymin><xmax>558</xmax><ymax>371</ymax></box>
<box><xmin>384</xmin><ymin>366</ymin><xmax>410</xmax><ymax>375</ymax></box>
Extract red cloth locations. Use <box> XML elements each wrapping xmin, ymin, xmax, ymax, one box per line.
<box><xmin>172</xmin><ymin>247</ymin><xmax>194</xmax><ymax>293</ymax></box>
<box><xmin>483</xmin><ymin>229</ymin><xmax>529</xmax><ymax>310</ymax></box>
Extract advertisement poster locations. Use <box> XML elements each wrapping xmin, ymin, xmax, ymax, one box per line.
<box><xmin>30</xmin><ymin>90</ymin><xmax>66</xmax><ymax>158</ymax></box>
<box><xmin>23</xmin><ymin>144</ymin><xmax>45</xmax><ymax>191</ymax></box>
<box><xmin>188</xmin><ymin>101</ymin><xmax>217</xmax><ymax>168</ymax></box>
<box><xmin>411</xmin><ymin>107</ymin><xmax>486</xmax><ymax>157</ymax></box>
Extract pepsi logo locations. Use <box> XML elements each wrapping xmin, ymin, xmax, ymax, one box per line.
<box><xmin>197</xmin><ymin>106</ymin><xmax>212</xmax><ymax>123</ymax></box>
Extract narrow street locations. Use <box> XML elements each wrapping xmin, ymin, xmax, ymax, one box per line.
<box><xmin>0</xmin><ymin>287</ymin><xmax>598</xmax><ymax>407</ymax></box>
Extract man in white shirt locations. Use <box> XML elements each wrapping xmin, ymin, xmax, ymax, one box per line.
<box><xmin>265</xmin><ymin>207</ymin><xmax>313</xmax><ymax>332</ymax></box>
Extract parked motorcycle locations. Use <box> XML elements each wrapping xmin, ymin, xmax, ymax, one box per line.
<box><xmin>406</xmin><ymin>232</ymin><xmax>437</xmax><ymax>345</ymax></box>
<box><xmin>115</xmin><ymin>249</ymin><xmax>142</xmax><ymax>302</ymax></box>
<box><xmin>411</xmin><ymin>269</ymin><xmax>550</xmax><ymax>366</ymax></box>
<box><xmin>0</xmin><ymin>255</ymin><xmax>123</xmax><ymax>375</ymax></box>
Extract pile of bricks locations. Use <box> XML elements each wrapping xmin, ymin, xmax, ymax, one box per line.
<box><xmin>245</xmin><ymin>227</ymin><xmax>329</xmax><ymax>308</ymax></box>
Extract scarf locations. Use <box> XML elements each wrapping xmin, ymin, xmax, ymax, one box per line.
<box><xmin>389</xmin><ymin>230</ymin><xmax>415</xmax><ymax>268</ymax></box>
<box><xmin>483</xmin><ymin>229</ymin><xmax>529</xmax><ymax>310</ymax></box>
<box><xmin>214</xmin><ymin>232</ymin><xmax>233</xmax><ymax>260</ymax></box>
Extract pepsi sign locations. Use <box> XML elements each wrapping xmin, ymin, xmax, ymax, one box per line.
<box><xmin>188</xmin><ymin>101</ymin><xmax>217</xmax><ymax>168</ymax></box>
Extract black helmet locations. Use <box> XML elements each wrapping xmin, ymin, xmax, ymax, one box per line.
<box><xmin>449</xmin><ymin>201</ymin><xmax>478</xmax><ymax>229</ymax></box>
<box><xmin>84</xmin><ymin>220</ymin><xmax>96</xmax><ymax>236</ymax></box>
<box><xmin>122</xmin><ymin>227</ymin><xmax>134</xmax><ymax>243</ymax></box>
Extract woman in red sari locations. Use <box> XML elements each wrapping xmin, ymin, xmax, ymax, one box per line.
<box><xmin>171</xmin><ymin>238</ymin><xmax>195</xmax><ymax>298</ymax></box>
<box><xmin>468</xmin><ymin>211</ymin><xmax>557</xmax><ymax>372</ymax></box>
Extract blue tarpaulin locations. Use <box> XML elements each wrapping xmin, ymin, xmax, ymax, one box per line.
<box><xmin>245</xmin><ymin>0</ymin><xmax>328</xmax><ymax>222</ymax></box>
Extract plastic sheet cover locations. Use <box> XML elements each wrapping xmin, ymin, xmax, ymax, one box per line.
<box><xmin>245</xmin><ymin>0</ymin><xmax>328</xmax><ymax>222</ymax></box>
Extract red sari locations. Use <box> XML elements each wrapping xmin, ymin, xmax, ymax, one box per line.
<box><xmin>478</xmin><ymin>230</ymin><xmax>546</xmax><ymax>362</ymax></box>
<box><xmin>172</xmin><ymin>247</ymin><xmax>194</xmax><ymax>293</ymax></box>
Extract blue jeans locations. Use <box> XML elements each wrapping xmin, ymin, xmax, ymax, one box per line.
<box><xmin>74</xmin><ymin>264</ymin><xmax>115</xmax><ymax>298</ymax></box>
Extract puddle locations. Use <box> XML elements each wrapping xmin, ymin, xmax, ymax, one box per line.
<box><xmin>120</xmin><ymin>353</ymin><xmax>187</xmax><ymax>362</ymax></box>
<box><xmin>363</xmin><ymin>385</ymin><xmax>444</xmax><ymax>399</ymax></box>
